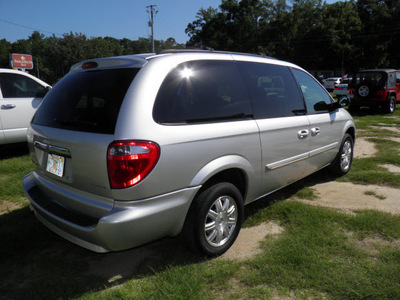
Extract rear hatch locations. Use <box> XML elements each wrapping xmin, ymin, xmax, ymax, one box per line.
<box><xmin>29</xmin><ymin>59</ymin><xmax>142</xmax><ymax>198</ymax></box>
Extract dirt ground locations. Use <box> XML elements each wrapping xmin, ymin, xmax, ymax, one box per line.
<box><xmin>223</xmin><ymin>136</ymin><xmax>400</xmax><ymax>260</ymax></box>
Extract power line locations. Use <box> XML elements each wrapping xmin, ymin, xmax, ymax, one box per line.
<box><xmin>0</xmin><ymin>18</ymin><xmax>62</xmax><ymax>36</ymax></box>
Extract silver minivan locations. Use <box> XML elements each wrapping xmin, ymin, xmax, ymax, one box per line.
<box><xmin>23</xmin><ymin>50</ymin><xmax>355</xmax><ymax>256</ymax></box>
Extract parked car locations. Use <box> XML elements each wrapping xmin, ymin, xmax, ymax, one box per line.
<box><xmin>323</xmin><ymin>77</ymin><xmax>342</xmax><ymax>91</ymax></box>
<box><xmin>348</xmin><ymin>69</ymin><xmax>400</xmax><ymax>113</ymax></box>
<box><xmin>23</xmin><ymin>50</ymin><xmax>355</xmax><ymax>256</ymax></box>
<box><xmin>333</xmin><ymin>78</ymin><xmax>351</xmax><ymax>97</ymax></box>
<box><xmin>0</xmin><ymin>69</ymin><xmax>51</xmax><ymax>145</ymax></box>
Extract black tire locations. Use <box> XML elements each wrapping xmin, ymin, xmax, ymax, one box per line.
<box><xmin>185</xmin><ymin>182</ymin><xmax>244</xmax><ymax>257</ymax></box>
<box><xmin>383</xmin><ymin>95</ymin><xmax>396</xmax><ymax>114</ymax></box>
<box><xmin>330</xmin><ymin>133</ymin><xmax>354</xmax><ymax>176</ymax></box>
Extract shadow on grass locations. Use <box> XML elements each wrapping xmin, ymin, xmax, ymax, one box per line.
<box><xmin>0</xmin><ymin>169</ymin><xmax>338</xmax><ymax>300</ymax></box>
<box><xmin>0</xmin><ymin>143</ymin><xmax>29</xmax><ymax>160</ymax></box>
<box><xmin>347</xmin><ymin>105</ymin><xmax>400</xmax><ymax>117</ymax></box>
<box><xmin>0</xmin><ymin>206</ymin><xmax>206</xmax><ymax>300</ymax></box>
<box><xmin>244</xmin><ymin>168</ymin><xmax>338</xmax><ymax>221</ymax></box>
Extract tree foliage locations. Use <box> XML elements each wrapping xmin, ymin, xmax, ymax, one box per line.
<box><xmin>0</xmin><ymin>33</ymin><xmax>184</xmax><ymax>85</ymax></box>
<box><xmin>2</xmin><ymin>0</ymin><xmax>400</xmax><ymax>84</ymax></box>
<box><xmin>186</xmin><ymin>0</ymin><xmax>400</xmax><ymax>74</ymax></box>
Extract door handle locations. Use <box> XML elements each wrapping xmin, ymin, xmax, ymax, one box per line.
<box><xmin>1</xmin><ymin>104</ymin><xmax>16</xmax><ymax>110</ymax></box>
<box><xmin>311</xmin><ymin>127</ymin><xmax>320</xmax><ymax>136</ymax></box>
<box><xmin>298</xmin><ymin>129</ymin><xmax>309</xmax><ymax>139</ymax></box>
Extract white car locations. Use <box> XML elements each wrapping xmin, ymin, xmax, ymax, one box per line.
<box><xmin>323</xmin><ymin>77</ymin><xmax>342</xmax><ymax>91</ymax></box>
<box><xmin>0</xmin><ymin>69</ymin><xmax>51</xmax><ymax>145</ymax></box>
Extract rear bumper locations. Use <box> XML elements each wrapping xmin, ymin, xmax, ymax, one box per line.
<box><xmin>23</xmin><ymin>172</ymin><xmax>200</xmax><ymax>252</ymax></box>
<box><xmin>348</xmin><ymin>95</ymin><xmax>386</xmax><ymax>106</ymax></box>
<box><xmin>333</xmin><ymin>90</ymin><xmax>348</xmax><ymax>96</ymax></box>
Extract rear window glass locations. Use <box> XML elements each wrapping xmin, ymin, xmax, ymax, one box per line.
<box><xmin>351</xmin><ymin>72</ymin><xmax>387</xmax><ymax>88</ymax></box>
<box><xmin>32</xmin><ymin>68</ymin><xmax>139</xmax><ymax>134</ymax></box>
<box><xmin>153</xmin><ymin>60</ymin><xmax>253</xmax><ymax>124</ymax></box>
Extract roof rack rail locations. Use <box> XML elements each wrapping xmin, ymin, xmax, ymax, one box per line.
<box><xmin>158</xmin><ymin>48</ymin><xmax>214</xmax><ymax>54</ymax></box>
<box><xmin>158</xmin><ymin>48</ymin><xmax>276</xmax><ymax>60</ymax></box>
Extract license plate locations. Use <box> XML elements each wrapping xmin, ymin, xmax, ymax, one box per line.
<box><xmin>348</xmin><ymin>94</ymin><xmax>354</xmax><ymax>99</ymax></box>
<box><xmin>46</xmin><ymin>154</ymin><xmax>65</xmax><ymax>177</ymax></box>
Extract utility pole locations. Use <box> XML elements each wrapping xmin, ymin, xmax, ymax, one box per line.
<box><xmin>146</xmin><ymin>5</ymin><xmax>158</xmax><ymax>53</ymax></box>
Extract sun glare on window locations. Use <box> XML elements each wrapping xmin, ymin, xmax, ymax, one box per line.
<box><xmin>180</xmin><ymin>68</ymin><xmax>194</xmax><ymax>79</ymax></box>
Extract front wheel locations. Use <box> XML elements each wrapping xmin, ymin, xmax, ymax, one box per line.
<box><xmin>330</xmin><ymin>133</ymin><xmax>354</xmax><ymax>176</ymax></box>
<box><xmin>185</xmin><ymin>182</ymin><xmax>244</xmax><ymax>257</ymax></box>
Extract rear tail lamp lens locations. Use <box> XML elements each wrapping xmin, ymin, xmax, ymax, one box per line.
<box><xmin>107</xmin><ymin>141</ymin><xmax>160</xmax><ymax>189</ymax></box>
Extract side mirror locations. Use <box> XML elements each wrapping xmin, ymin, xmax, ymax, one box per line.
<box><xmin>314</xmin><ymin>97</ymin><xmax>351</xmax><ymax>112</ymax></box>
<box><xmin>314</xmin><ymin>101</ymin><xmax>330</xmax><ymax>111</ymax></box>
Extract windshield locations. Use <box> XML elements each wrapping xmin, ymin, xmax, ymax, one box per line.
<box><xmin>32</xmin><ymin>68</ymin><xmax>139</xmax><ymax>134</ymax></box>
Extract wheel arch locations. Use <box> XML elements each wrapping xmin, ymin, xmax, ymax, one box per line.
<box><xmin>345</xmin><ymin>125</ymin><xmax>356</xmax><ymax>143</ymax></box>
<box><xmin>196</xmin><ymin>168</ymin><xmax>247</xmax><ymax>202</ymax></box>
<box><xmin>189</xmin><ymin>155</ymin><xmax>252</xmax><ymax>203</ymax></box>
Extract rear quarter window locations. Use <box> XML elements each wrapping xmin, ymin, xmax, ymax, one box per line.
<box><xmin>153</xmin><ymin>60</ymin><xmax>253</xmax><ymax>124</ymax></box>
<box><xmin>32</xmin><ymin>68</ymin><xmax>139</xmax><ymax>134</ymax></box>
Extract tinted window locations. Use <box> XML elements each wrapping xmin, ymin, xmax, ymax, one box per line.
<box><xmin>236</xmin><ymin>62</ymin><xmax>305</xmax><ymax>119</ymax></box>
<box><xmin>351</xmin><ymin>71</ymin><xmax>387</xmax><ymax>89</ymax></box>
<box><xmin>292</xmin><ymin>69</ymin><xmax>332</xmax><ymax>114</ymax></box>
<box><xmin>32</xmin><ymin>68</ymin><xmax>138</xmax><ymax>134</ymax></box>
<box><xmin>153</xmin><ymin>60</ymin><xmax>253</xmax><ymax>124</ymax></box>
<box><xmin>0</xmin><ymin>73</ymin><xmax>45</xmax><ymax>98</ymax></box>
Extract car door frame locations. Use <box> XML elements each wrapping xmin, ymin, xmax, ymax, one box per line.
<box><xmin>291</xmin><ymin>68</ymin><xmax>345</xmax><ymax>177</ymax></box>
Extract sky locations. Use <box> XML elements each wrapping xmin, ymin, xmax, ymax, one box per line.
<box><xmin>1</xmin><ymin>0</ymin><xmax>338</xmax><ymax>44</ymax></box>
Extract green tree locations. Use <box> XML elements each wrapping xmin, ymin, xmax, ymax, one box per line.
<box><xmin>356</xmin><ymin>0</ymin><xmax>397</xmax><ymax>68</ymax></box>
<box><xmin>0</xmin><ymin>39</ymin><xmax>12</xmax><ymax>67</ymax></box>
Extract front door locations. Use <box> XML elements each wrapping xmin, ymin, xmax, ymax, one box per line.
<box><xmin>0</xmin><ymin>72</ymin><xmax>45</xmax><ymax>144</ymax></box>
<box><xmin>236</xmin><ymin>61</ymin><xmax>309</xmax><ymax>197</ymax></box>
<box><xmin>291</xmin><ymin>69</ymin><xmax>344</xmax><ymax>176</ymax></box>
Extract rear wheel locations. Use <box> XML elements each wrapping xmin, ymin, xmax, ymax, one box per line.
<box><xmin>185</xmin><ymin>182</ymin><xmax>243</xmax><ymax>257</ymax></box>
<box><xmin>330</xmin><ymin>133</ymin><xmax>354</xmax><ymax>176</ymax></box>
<box><xmin>383</xmin><ymin>95</ymin><xmax>396</xmax><ymax>114</ymax></box>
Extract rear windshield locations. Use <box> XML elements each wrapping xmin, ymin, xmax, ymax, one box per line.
<box><xmin>32</xmin><ymin>68</ymin><xmax>139</xmax><ymax>134</ymax></box>
<box><xmin>351</xmin><ymin>72</ymin><xmax>387</xmax><ymax>88</ymax></box>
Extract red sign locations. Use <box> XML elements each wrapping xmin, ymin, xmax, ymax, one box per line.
<box><xmin>10</xmin><ymin>54</ymin><xmax>33</xmax><ymax>69</ymax></box>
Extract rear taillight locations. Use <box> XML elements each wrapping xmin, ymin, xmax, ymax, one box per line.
<box><xmin>107</xmin><ymin>141</ymin><xmax>160</xmax><ymax>189</ymax></box>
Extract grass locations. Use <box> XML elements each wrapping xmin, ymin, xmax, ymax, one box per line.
<box><xmin>0</xmin><ymin>108</ymin><xmax>399</xmax><ymax>299</ymax></box>
<box><xmin>338</xmin><ymin>107</ymin><xmax>400</xmax><ymax>188</ymax></box>
<box><xmin>0</xmin><ymin>144</ymin><xmax>33</xmax><ymax>205</ymax></box>
<box><xmin>3</xmin><ymin>200</ymin><xmax>398</xmax><ymax>300</ymax></box>
<box><xmin>364</xmin><ymin>190</ymin><xmax>386</xmax><ymax>200</ymax></box>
